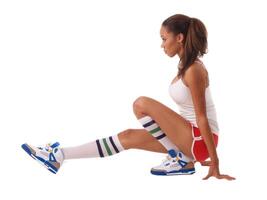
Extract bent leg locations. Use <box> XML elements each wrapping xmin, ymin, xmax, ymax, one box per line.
<box><xmin>119</xmin><ymin>128</ymin><xmax>195</xmax><ymax>169</ymax></box>
<box><xmin>133</xmin><ymin>96</ymin><xmax>194</xmax><ymax>158</ymax></box>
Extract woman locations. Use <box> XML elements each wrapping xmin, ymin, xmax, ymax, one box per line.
<box><xmin>21</xmin><ymin>14</ymin><xmax>235</xmax><ymax>180</ymax></box>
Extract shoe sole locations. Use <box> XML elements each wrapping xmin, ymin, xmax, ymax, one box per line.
<box><xmin>21</xmin><ymin>144</ymin><xmax>57</xmax><ymax>174</ymax></box>
<box><xmin>151</xmin><ymin>168</ymin><xmax>196</xmax><ymax>176</ymax></box>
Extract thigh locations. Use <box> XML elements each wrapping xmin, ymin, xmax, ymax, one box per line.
<box><xmin>134</xmin><ymin>96</ymin><xmax>194</xmax><ymax>157</ymax></box>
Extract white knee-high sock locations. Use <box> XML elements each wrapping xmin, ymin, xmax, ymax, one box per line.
<box><xmin>61</xmin><ymin>134</ymin><xmax>125</xmax><ymax>160</ymax></box>
<box><xmin>138</xmin><ymin>115</ymin><xmax>192</xmax><ymax>162</ymax></box>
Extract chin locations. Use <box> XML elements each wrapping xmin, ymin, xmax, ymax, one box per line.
<box><xmin>164</xmin><ymin>51</ymin><xmax>175</xmax><ymax>57</ymax></box>
<box><xmin>169</xmin><ymin>53</ymin><xmax>176</xmax><ymax>58</ymax></box>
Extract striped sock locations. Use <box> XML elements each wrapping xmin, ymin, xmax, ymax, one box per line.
<box><xmin>95</xmin><ymin>135</ymin><xmax>124</xmax><ymax>157</ymax></box>
<box><xmin>138</xmin><ymin>115</ymin><xmax>192</xmax><ymax>162</ymax></box>
<box><xmin>61</xmin><ymin>134</ymin><xmax>125</xmax><ymax>160</ymax></box>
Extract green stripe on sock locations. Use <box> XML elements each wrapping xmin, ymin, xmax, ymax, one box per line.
<box><xmin>103</xmin><ymin>138</ymin><xmax>112</xmax><ymax>156</ymax></box>
<box><xmin>150</xmin><ymin>127</ymin><xmax>161</xmax><ymax>134</ymax></box>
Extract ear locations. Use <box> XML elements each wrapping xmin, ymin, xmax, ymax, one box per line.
<box><xmin>176</xmin><ymin>33</ymin><xmax>184</xmax><ymax>44</ymax></box>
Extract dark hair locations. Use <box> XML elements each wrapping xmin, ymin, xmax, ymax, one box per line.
<box><xmin>162</xmin><ymin>14</ymin><xmax>208</xmax><ymax>77</ymax></box>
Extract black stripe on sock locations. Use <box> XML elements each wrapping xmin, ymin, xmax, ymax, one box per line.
<box><xmin>143</xmin><ymin>119</ymin><xmax>155</xmax><ymax>128</ymax></box>
<box><xmin>156</xmin><ymin>133</ymin><xmax>166</xmax><ymax>140</ymax></box>
<box><xmin>96</xmin><ymin>139</ymin><xmax>104</xmax><ymax>157</ymax></box>
<box><xmin>109</xmin><ymin>136</ymin><xmax>119</xmax><ymax>153</ymax></box>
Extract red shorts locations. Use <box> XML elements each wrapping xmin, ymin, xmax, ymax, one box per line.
<box><xmin>190</xmin><ymin>124</ymin><xmax>219</xmax><ymax>162</ymax></box>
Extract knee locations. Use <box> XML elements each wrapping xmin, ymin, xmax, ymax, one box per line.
<box><xmin>133</xmin><ymin>96</ymin><xmax>149</xmax><ymax>112</ymax></box>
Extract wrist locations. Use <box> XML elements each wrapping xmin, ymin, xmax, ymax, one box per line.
<box><xmin>210</xmin><ymin>158</ymin><xmax>219</xmax><ymax>166</ymax></box>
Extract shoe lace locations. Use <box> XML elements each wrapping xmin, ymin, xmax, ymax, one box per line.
<box><xmin>44</xmin><ymin>143</ymin><xmax>53</xmax><ymax>153</ymax></box>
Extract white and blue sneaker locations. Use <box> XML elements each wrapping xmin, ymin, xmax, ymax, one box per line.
<box><xmin>150</xmin><ymin>149</ymin><xmax>195</xmax><ymax>176</ymax></box>
<box><xmin>21</xmin><ymin>142</ymin><xmax>64</xmax><ymax>174</ymax></box>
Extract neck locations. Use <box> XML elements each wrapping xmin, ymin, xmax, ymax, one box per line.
<box><xmin>177</xmin><ymin>47</ymin><xmax>184</xmax><ymax>59</ymax></box>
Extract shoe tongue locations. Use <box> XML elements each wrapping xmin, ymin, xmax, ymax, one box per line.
<box><xmin>168</xmin><ymin>149</ymin><xmax>177</xmax><ymax>158</ymax></box>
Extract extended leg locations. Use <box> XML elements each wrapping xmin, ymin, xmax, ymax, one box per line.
<box><xmin>21</xmin><ymin>128</ymin><xmax>170</xmax><ymax>174</ymax></box>
<box><xmin>61</xmin><ymin>128</ymin><xmax>168</xmax><ymax>160</ymax></box>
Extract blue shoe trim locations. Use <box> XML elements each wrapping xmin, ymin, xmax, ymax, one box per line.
<box><xmin>173</xmin><ymin>168</ymin><xmax>195</xmax><ymax>174</ymax></box>
<box><xmin>48</xmin><ymin>168</ymin><xmax>57</xmax><ymax>174</ymax></box>
<box><xmin>21</xmin><ymin>144</ymin><xmax>32</xmax><ymax>156</ymax></box>
<box><xmin>178</xmin><ymin>160</ymin><xmax>188</xmax><ymax>168</ymax></box>
<box><xmin>45</xmin><ymin>161</ymin><xmax>58</xmax><ymax>172</ymax></box>
<box><xmin>35</xmin><ymin>155</ymin><xmax>46</xmax><ymax>163</ymax></box>
<box><xmin>50</xmin><ymin>142</ymin><xmax>60</xmax><ymax>148</ymax></box>
<box><xmin>150</xmin><ymin>170</ymin><xmax>167</xmax><ymax>176</ymax></box>
<box><xmin>151</xmin><ymin>168</ymin><xmax>196</xmax><ymax>176</ymax></box>
<box><xmin>168</xmin><ymin>149</ymin><xmax>177</xmax><ymax>158</ymax></box>
<box><xmin>49</xmin><ymin>153</ymin><xmax>57</xmax><ymax>162</ymax></box>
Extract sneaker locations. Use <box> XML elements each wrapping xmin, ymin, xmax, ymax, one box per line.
<box><xmin>150</xmin><ymin>149</ymin><xmax>195</xmax><ymax>176</ymax></box>
<box><xmin>21</xmin><ymin>142</ymin><xmax>64</xmax><ymax>174</ymax></box>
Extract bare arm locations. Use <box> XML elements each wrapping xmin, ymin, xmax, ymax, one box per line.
<box><xmin>185</xmin><ymin>63</ymin><xmax>235</xmax><ymax>180</ymax></box>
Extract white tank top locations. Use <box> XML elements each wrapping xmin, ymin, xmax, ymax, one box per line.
<box><xmin>168</xmin><ymin>62</ymin><xmax>220</xmax><ymax>134</ymax></box>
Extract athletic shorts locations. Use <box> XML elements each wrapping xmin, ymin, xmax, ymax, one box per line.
<box><xmin>189</xmin><ymin>124</ymin><xmax>219</xmax><ymax>162</ymax></box>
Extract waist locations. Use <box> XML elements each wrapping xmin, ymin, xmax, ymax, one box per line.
<box><xmin>178</xmin><ymin>105</ymin><xmax>219</xmax><ymax>134</ymax></box>
<box><xmin>179</xmin><ymin>103</ymin><xmax>216</xmax><ymax>114</ymax></box>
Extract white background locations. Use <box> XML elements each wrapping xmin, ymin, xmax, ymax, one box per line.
<box><xmin>1</xmin><ymin>0</ymin><xmax>267</xmax><ymax>199</ymax></box>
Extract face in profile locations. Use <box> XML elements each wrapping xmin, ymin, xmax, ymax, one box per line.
<box><xmin>160</xmin><ymin>26</ymin><xmax>183</xmax><ymax>58</ymax></box>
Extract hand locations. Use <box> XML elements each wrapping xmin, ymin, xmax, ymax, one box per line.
<box><xmin>202</xmin><ymin>161</ymin><xmax>236</xmax><ymax>181</ymax></box>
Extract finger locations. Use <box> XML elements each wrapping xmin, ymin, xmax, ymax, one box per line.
<box><xmin>223</xmin><ymin>175</ymin><xmax>236</xmax><ymax>181</ymax></box>
<box><xmin>217</xmin><ymin>174</ymin><xmax>236</xmax><ymax>181</ymax></box>
<box><xmin>202</xmin><ymin>174</ymin><xmax>211</xmax><ymax>180</ymax></box>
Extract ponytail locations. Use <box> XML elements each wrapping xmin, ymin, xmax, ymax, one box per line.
<box><xmin>179</xmin><ymin>18</ymin><xmax>208</xmax><ymax>77</ymax></box>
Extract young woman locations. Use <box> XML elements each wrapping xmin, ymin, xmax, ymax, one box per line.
<box><xmin>22</xmin><ymin>14</ymin><xmax>235</xmax><ymax>180</ymax></box>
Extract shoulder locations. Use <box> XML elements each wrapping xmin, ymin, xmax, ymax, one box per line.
<box><xmin>183</xmin><ymin>62</ymin><xmax>207</xmax><ymax>87</ymax></box>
